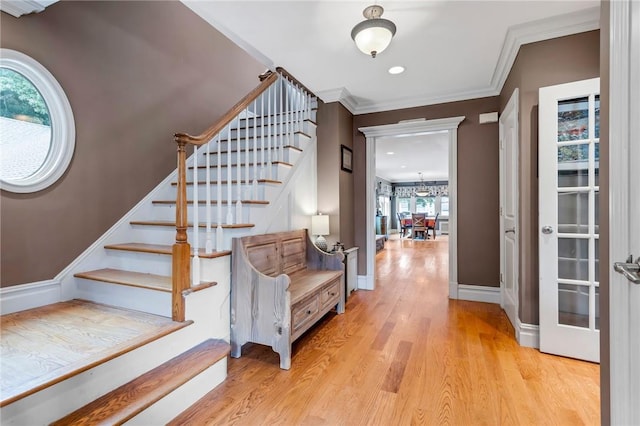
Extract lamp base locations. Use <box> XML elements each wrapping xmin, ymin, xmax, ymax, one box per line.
<box><xmin>315</xmin><ymin>235</ymin><xmax>328</xmax><ymax>252</ymax></box>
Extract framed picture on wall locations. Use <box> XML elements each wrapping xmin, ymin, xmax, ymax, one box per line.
<box><xmin>341</xmin><ymin>145</ymin><xmax>353</xmax><ymax>173</ymax></box>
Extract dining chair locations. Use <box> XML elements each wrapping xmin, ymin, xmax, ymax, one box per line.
<box><xmin>397</xmin><ymin>213</ymin><xmax>411</xmax><ymax>237</ymax></box>
<box><xmin>427</xmin><ymin>212</ymin><xmax>439</xmax><ymax>239</ymax></box>
<box><xmin>411</xmin><ymin>213</ymin><xmax>426</xmax><ymax>240</ymax></box>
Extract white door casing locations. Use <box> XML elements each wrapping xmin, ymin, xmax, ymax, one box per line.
<box><xmin>499</xmin><ymin>88</ymin><xmax>519</xmax><ymax>332</ymax></box>
<box><xmin>539</xmin><ymin>77</ymin><xmax>600</xmax><ymax>363</ymax></box>
<box><xmin>609</xmin><ymin>0</ymin><xmax>639</xmax><ymax>423</ymax></box>
<box><xmin>359</xmin><ymin>116</ymin><xmax>464</xmax><ymax>295</ymax></box>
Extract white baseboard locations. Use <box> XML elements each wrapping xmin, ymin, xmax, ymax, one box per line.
<box><xmin>357</xmin><ymin>275</ymin><xmax>374</xmax><ymax>291</ymax></box>
<box><xmin>0</xmin><ymin>279</ymin><xmax>61</xmax><ymax>315</ymax></box>
<box><xmin>516</xmin><ymin>319</ymin><xmax>539</xmax><ymax>348</ymax></box>
<box><xmin>457</xmin><ymin>284</ymin><xmax>501</xmax><ymax>304</ymax></box>
<box><xmin>449</xmin><ymin>280</ymin><xmax>459</xmax><ymax>299</ymax></box>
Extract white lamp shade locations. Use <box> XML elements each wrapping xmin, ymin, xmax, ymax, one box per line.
<box><xmin>311</xmin><ymin>214</ymin><xmax>330</xmax><ymax>236</ymax></box>
<box><xmin>353</xmin><ymin>25</ymin><xmax>394</xmax><ymax>56</ymax></box>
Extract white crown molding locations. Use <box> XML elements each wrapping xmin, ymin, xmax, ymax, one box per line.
<box><xmin>180</xmin><ymin>0</ymin><xmax>275</xmax><ymax>71</ymax></box>
<box><xmin>490</xmin><ymin>6</ymin><xmax>600</xmax><ymax>94</ymax></box>
<box><xmin>0</xmin><ymin>0</ymin><xmax>57</xmax><ymax>17</ymax></box>
<box><xmin>327</xmin><ymin>7</ymin><xmax>600</xmax><ymax>115</ymax></box>
<box><xmin>315</xmin><ymin>87</ymin><xmax>358</xmax><ymax>114</ymax></box>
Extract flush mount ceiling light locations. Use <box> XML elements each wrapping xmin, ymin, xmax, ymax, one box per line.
<box><xmin>351</xmin><ymin>4</ymin><xmax>396</xmax><ymax>58</ymax></box>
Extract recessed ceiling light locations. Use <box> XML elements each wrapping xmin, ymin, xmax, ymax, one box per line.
<box><xmin>388</xmin><ymin>66</ymin><xmax>405</xmax><ymax>75</ymax></box>
<box><xmin>400</xmin><ymin>165</ymin><xmax>407</xmax><ymax>168</ymax></box>
<box><xmin>386</xmin><ymin>151</ymin><xmax>395</xmax><ymax>155</ymax></box>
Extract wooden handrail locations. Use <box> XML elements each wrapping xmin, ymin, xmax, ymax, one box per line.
<box><xmin>174</xmin><ymin>70</ymin><xmax>278</xmax><ymax>146</ymax></box>
<box><xmin>275</xmin><ymin>67</ymin><xmax>314</xmax><ymax>100</ymax></box>
<box><xmin>170</xmin><ymin>67</ymin><xmax>317</xmax><ymax>322</ymax></box>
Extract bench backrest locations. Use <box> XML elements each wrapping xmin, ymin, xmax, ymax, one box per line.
<box><xmin>239</xmin><ymin>229</ymin><xmax>309</xmax><ymax>277</ymax></box>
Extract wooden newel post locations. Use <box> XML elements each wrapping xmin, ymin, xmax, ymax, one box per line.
<box><xmin>172</xmin><ymin>139</ymin><xmax>191</xmax><ymax>322</ymax></box>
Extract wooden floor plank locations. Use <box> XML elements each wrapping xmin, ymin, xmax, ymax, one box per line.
<box><xmin>171</xmin><ymin>235</ymin><xmax>600</xmax><ymax>425</ymax></box>
<box><xmin>0</xmin><ymin>300</ymin><xmax>190</xmax><ymax>407</ymax></box>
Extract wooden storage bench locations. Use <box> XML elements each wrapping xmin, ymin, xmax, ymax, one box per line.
<box><xmin>231</xmin><ymin>229</ymin><xmax>345</xmax><ymax>369</ymax></box>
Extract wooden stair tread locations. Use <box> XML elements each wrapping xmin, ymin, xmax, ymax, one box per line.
<box><xmin>75</xmin><ymin>268</ymin><xmax>173</xmax><ymax>292</ymax></box>
<box><xmin>152</xmin><ymin>199</ymin><xmax>269</xmax><ymax>205</ymax></box>
<box><xmin>104</xmin><ymin>243</ymin><xmax>231</xmax><ymax>259</ymax></box>
<box><xmin>130</xmin><ymin>220</ymin><xmax>255</xmax><ymax>229</ymax></box>
<box><xmin>172</xmin><ymin>179</ymin><xmax>282</xmax><ymax>186</ymax></box>
<box><xmin>74</xmin><ymin>268</ymin><xmax>217</xmax><ymax>294</ymax></box>
<box><xmin>189</xmin><ymin>160</ymin><xmax>293</xmax><ymax>170</ymax></box>
<box><xmin>0</xmin><ymin>300</ymin><xmax>192</xmax><ymax>407</ymax></box>
<box><xmin>51</xmin><ymin>339</ymin><xmax>230</xmax><ymax>426</ymax></box>
<box><xmin>212</xmin><ymin>144</ymin><xmax>305</xmax><ymax>153</ymax></box>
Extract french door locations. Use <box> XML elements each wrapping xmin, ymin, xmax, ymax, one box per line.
<box><xmin>539</xmin><ymin>78</ymin><xmax>600</xmax><ymax>362</ymax></box>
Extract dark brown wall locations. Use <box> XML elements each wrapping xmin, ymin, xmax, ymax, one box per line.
<box><xmin>0</xmin><ymin>1</ymin><xmax>266</xmax><ymax>287</ymax></box>
<box><xmin>598</xmin><ymin>1</ymin><xmax>610</xmax><ymax>423</ymax></box>
<box><xmin>499</xmin><ymin>30</ymin><xmax>600</xmax><ymax>324</ymax></box>
<box><xmin>316</xmin><ymin>101</ymin><xmax>355</xmax><ymax>250</ymax></box>
<box><xmin>353</xmin><ymin>97</ymin><xmax>501</xmax><ymax>286</ymax></box>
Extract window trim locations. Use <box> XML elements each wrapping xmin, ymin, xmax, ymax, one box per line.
<box><xmin>0</xmin><ymin>48</ymin><xmax>75</xmax><ymax>193</ymax></box>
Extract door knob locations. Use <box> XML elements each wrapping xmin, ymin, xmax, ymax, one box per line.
<box><xmin>541</xmin><ymin>225</ymin><xmax>554</xmax><ymax>234</ymax></box>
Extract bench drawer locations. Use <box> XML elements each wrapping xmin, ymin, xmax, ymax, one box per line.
<box><xmin>292</xmin><ymin>296</ymin><xmax>319</xmax><ymax>331</ymax></box>
<box><xmin>320</xmin><ymin>280</ymin><xmax>341</xmax><ymax>309</ymax></box>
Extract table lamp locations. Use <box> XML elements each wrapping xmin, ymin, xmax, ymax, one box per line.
<box><xmin>311</xmin><ymin>213</ymin><xmax>330</xmax><ymax>251</ymax></box>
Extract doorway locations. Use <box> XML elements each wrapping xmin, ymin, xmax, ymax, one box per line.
<box><xmin>359</xmin><ymin>116</ymin><xmax>464</xmax><ymax>296</ymax></box>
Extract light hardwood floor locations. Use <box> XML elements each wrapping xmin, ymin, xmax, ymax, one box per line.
<box><xmin>172</xmin><ymin>235</ymin><xmax>600</xmax><ymax>425</ymax></box>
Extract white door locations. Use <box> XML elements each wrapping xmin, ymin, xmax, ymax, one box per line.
<box><xmin>499</xmin><ymin>88</ymin><xmax>519</xmax><ymax>330</ymax></box>
<box><xmin>609</xmin><ymin>0</ymin><xmax>640</xmax><ymax>422</ymax></box>
<box><xmin>539</xmin><ymin>78</ymin><xmax>600</xmax><ymax>362</ymax></box>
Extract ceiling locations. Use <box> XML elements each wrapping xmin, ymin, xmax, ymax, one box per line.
<box><xmin>182</xmin><ymin>0</ymin><xmax>600</xmax><ymax>115</ymax></box>
<box><xmin>5</xmin><ymin>0</ymin><xmax>599</xmax><ymax>183</ymax></box>
<box><xmin>182</xmin><ymin>0</ymin><xmax>599</xmax><ymax>182</ymax></box>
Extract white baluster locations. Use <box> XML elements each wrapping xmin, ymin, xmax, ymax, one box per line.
<box><xmin>235</xmin><ymin>114</ymin><xmax>243</xmax><ymax>224</ymax></box>
<box><xmin>280</xmin><ymin>76</ymin><xmax>285</xmax><ymax>161</ymax></box>
<box><xmin>267</xmin><ymin>84</ymin><xmax>273</xmax><ymax>180</ymax></box>
<box><xmin>216</xmin><ymin>128</ymin><xmax>223</xmax><ymax>252</ymax></box>
<box><xmin>205</xmin><ymin>136</ymin><xmax>213</xmax><ymax>254</ymax></box>
<box><xmin>192</xmin><ymin>145</ymin><xmax>200</xmax><ymax>285</ymax></box>
<box><xmin>252</xmin><ymin>99</ymin><xmax>258</xmax><ymax>199</ymax></box>
<box><xmin>226</xmin><ymin>125</ymin><xmax>233</xmax><ymax>225</ymax></box>
<box><xmin>260</xmin><ymin>90</ymin><xmax>266</xmax><ymax>180</ymax></box>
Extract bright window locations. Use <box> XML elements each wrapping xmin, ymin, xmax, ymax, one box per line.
<box><xmin>0</xmin><ymin>49</ymin><xmax>75</xmax><ymax>193</ymax></box>
<box><xmin>416</xmin><ymin>197</ymin><xmax>436</xmax><ymax>216</ymax></box>
<box><xmin>440</xmin><ymin>196</ymin><xmax>449</xmax><ymax>216</ymax></box>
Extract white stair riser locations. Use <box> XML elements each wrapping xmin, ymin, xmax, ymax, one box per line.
<box><xmin>126</xmin><ymin>223</ymin><xmax>255</xmax><ymax>249</ymax></box>
<box><xmin>228</xmin><ymin>120</ymin><xmax>316</xmax><ymax>139</ymax></box>
<box><xmin>127</xmin><ymin>359</ymin><xmax>227</xmax><ymax>425</ymax></box>
<box><xmin>190</xmin><ymin>163</ymin><xmax>292</xmax><ymax>182</ymax></box>
<box><xmin>151</xmin><ymin>202</ymin><xmax>268</xmax><ymax>224</ymax></box>
<box><xmin>217</xmin><ymin>132</ymin><xmax>311</xmax><ymax>152</ymax></box>
<box><xmin>203</xmin><ymin>147</ymin><xmax>301</xmax><ymax>166</ymax></box>
<box><xmin>183</xmin><ymin>182</ymin><xmax>280</xmax><ymax>202</ymax></box>
<box><xmin>75</xmin><ymin>278</ymin><xmax>172</xmax><ymax>317</ymax></box>
<box><xmin>103</xmin><ymin>250</ymin><xmax>173</xmax><ymax>276</ymax></box>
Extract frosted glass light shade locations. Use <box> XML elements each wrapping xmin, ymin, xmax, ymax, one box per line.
<box><xmin>311</xmin><ymin>214</ymin><xmax>330</xmax><ymax>236</ymax></box>
<box><xmin>351</xmin><ymin>20</ymin><xmax>396</xmax><ymax>57</ymax></box>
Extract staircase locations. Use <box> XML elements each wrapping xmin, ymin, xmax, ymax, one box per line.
<box><xmin>0</xmin><ymin>68</ymin><xmax>318</xmax><ymax>424</ymax></box>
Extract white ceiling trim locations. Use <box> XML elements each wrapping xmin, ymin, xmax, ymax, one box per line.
<box><xmin>331</xmin><ymin>6</ymin><xmax>600</xmax><ymax>115</ymax></box>
<box><xmin>490</xmin><ymin>6</ymin><xmax>600</xmax><ymax>95</ymax></box>
<box><xmin>0</xmin><ymin>0</ymin><xmax>57</xmax><ymax>17</ymax></box>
